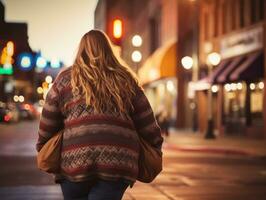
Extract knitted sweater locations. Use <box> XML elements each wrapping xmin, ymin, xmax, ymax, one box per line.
<box><xmin>36</xmin><ymin>67</ymin><xmax>163</xmax><ymax>184</ymax></box>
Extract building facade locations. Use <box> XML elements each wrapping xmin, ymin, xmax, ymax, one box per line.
<box><xmin>0</xmin><ymin>2</ymin><xmax>36</xmax><ymax>103</ymax></box>
<box><xmin>197</xmin><ymin>0</ymin><xmax>265</xmax><ymax>138</ymax></box>
<box><xmin>95</xmin><ymin>0</ymin><xmax>199</xmax><ymax>130</ymax></box>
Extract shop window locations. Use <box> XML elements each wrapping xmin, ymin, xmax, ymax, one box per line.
<box><xmin>145</xmin><ymin>79</ymin><xmax>177</xmax><ymax>127</ymax></box>
<box><xmin>250</xmin><ymin>81</ymin><xmax>264</xmax><ymax>126</ymax></box>
<box><xmin>223</xmin><ymin>82</ymin><xmax>246</xmax><ymax>134</ymax></box>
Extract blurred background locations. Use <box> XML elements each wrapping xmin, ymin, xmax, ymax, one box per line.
<box><xmin>0</xmin><ymin>0</ymin><xmax>266</xmax><ymax>199</ymax></box>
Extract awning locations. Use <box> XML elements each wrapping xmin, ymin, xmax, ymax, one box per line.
<box><xmin>192</xmin><ymin>51</ymin><xmax>264</xmax><ymax>90</ymax></box>
<box><xmin>138</xmin><ymin>40</ymin><xmax>177</xmax><ymax>85</ymax></box>
<box><xmin>229</xmin><ymin>51</ymin><xmax>264</xmax><ymax>82</ymax></box>
<box><xmin>216</xmin><ymin>55</ymin><xmax>245</xmax><ymax>83</ymax></box>
<box><xmin>209</xmin><ymin>59</ymin><xmax>231</xmax><ymax>83</ymax></box>
<box><xmin>191</xmin><ymin>60</ymin><xmax>231</xmax><ymax>91</ymax></box>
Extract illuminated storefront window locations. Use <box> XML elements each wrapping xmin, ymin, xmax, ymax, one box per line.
<box><xmin>223</xmin><ymin>80</ymin><xmax>264</xmax><ymax>133</ymax></box>
<box><xmin>223</xmin><ymin>82</ymin><xmax>246</xmax><ymax>133</ymax></box>
<box><xmin>144</xmin><ymin>78</ymin><xmax>177</xmax><ymax>125</ymax></box>
<box><xmin>250</xmin><ymin>81</ymin><xmax>264</xmax><ymax>125</ymax></box>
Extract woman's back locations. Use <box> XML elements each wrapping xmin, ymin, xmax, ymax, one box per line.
<box><xmin>36</xmin><ymin>30</ymin><xmax>163</xmax><ymax>188</ymax></box>
<box><xmin>37</xmin><ymin>66</ymin><xmax>162</xmax><ymax>185</ymax></box>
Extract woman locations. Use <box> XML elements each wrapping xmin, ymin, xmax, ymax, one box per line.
<box><xmin>36</xmin><ymin>30</ymin><xmax>163</xmax><ymax>200</ymax></box>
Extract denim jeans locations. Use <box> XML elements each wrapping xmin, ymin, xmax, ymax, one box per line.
<box><xmin>60</xmin><ymin>179</ymin><xmax>129</xmax><ymax>200</ymax></box>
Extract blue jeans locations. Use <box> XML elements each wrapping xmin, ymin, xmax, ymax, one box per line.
<box><xmin>60</xmin><ymin>179</ymin><xmax>129</xmax><ymax>200</ymax></box>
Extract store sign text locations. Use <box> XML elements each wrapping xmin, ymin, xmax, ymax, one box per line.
<box><xmin>220</xmin><ymin>26</ymin><xmax>263</xmax><ymax>59</ymax></box>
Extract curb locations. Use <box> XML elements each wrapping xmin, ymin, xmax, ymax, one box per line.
<box><xmin>163</xmin><ymin>143</ymin><xmax>253</xmax><ymax>156</ymax></box>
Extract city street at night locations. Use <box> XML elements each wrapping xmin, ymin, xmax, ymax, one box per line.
<box><xmin>1</xmin><ymin>0</ymin><xmax>266</xmax><ymax>199</ymax></box>
<box><xmin>0</xmin><ymin>121</ymin><xmax>266</xmax><ymax>200</ymax></box>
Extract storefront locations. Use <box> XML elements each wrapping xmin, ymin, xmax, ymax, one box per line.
<box><xmin>138</xmin><ymin>40</ymin><xmax>178</xmax><ymax>126</ymax></box>
<box><xmin>196</xmin><ymin>24</ymin><xmax>265</xmax><ymax>137</ymax></box>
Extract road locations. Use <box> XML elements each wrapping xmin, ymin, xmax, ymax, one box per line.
<box><xmin>0</xmin><ymin>120</ymin><xmax>266</xmax><ymax>200</ymax></box>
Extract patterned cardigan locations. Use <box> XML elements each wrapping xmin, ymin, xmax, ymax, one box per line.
<box><xmin>36</xmin><ymin>67</ymin><xmax>163</xmax><ymax>184</ymax></box>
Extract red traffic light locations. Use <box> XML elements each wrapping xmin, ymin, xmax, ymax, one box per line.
<box><xmin>113</xmin><ymin>19</ymin><xmax>123</xmax><ymax>39</ymax></box>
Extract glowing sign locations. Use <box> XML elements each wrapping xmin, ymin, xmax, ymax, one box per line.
<box><xmin>0</xmin><ymin>41</ymin><xmax>14</xmax><ymax>75</ymax></box>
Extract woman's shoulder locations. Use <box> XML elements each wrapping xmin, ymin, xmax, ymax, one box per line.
<box><xmin>54</xmin><ymin>67</ymin><xmax>72</xmax><ymax>82</ymax></box>
<box><xmin>57</xmin><ymin>66</ymin><xmax>72</xmax><ymax>77</ymax></box>
<box><xmin>53</xmin><ymin>66</ymin><xmax>72</xmax><ymax>91</ymax></box>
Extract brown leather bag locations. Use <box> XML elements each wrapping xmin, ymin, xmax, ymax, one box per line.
<box><xmin>37</xmin><ymin>131</ymin><xmax>63</xmax><ymax>173</ymax></box>
<box><xmin>137</xmin><ymin>136</ymin><xmax>163</xmax><ymax>183</ymax></box>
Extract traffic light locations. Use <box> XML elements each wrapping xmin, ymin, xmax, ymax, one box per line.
<box><xmin>112</xmin><ymin>19</ymin><xmax>123</xmax><ymax>45</ymax></box>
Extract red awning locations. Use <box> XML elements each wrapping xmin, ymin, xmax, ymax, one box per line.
<box><xmin>216</xmin><ymin>55</ymin><xmax>246</xmax><ymax>84</ymax></box>
<box><xmin>229</xmin><ymin>51</ymin><xmax>264</xmax><ymax>82</ymax></box>
<box><xmin>209</xmin><ymin>59</ymin><xmax>231</xmax><ymax>83</ymax></box>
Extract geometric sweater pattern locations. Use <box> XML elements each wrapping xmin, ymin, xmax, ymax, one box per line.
<box><xmin>36</xmin><ymin>67</ymin><xmax>163</xmax><ymax>184</ymax></box>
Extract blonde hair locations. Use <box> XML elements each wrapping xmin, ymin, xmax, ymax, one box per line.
<box><xmin>71</xmin><ymin>30</ymin><xmax>139</xmax><ymax>115</ymax></box>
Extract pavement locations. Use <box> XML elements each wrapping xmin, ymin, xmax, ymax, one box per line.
<box><xmin>163</xmin><ymin>128</ymin><xmax>266</xmax><ymax>157</ymax></box>
<box><xmin>1</xmin><ymin>121</ymin><xmax>266</xmax><ymax>200</ymax></box>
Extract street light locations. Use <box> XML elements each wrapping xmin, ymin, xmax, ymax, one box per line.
<box><xmin>131</xmin><ymin>50</ymin><xmax>142</xmax><ymax>74</ymax></box>
<box><xmin>131</xmin><ymin>50</ymin><xmax>142</xmax><ymax>63</ymax></box>
<box><xmin>181</xmin><ymin>56</ymin><xmax>193</xmax><ymax>70</ymax></box>
<box><xmin>205</xmin><ymin>52</ymin><xmax>221</xmax><ymax>139</ymax></box>
<box><xmin>207</xmin><ymin>52</ymin><xmax>221</xmax><ymax>66</ymax></box>
<box><xmin>131</xmin><ymin>34</ymin><xmax>142</xmax><ymax>74</ymax></box>
<box><xmin>132</xmin><ymin>35</ymin><xmax>142</xmax><ymax>47</ymax></box>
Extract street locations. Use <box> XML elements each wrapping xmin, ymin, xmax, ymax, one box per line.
<box><xmin>0</xmin><ymin>121</ymin><xmax>266</xmax><ymax>200</ymax></box>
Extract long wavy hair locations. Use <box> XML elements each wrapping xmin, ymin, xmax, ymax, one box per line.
<box><xmin>71</xmin><ymin>30</ymin><xmax>139</xmax><ymax>115</ymax></box>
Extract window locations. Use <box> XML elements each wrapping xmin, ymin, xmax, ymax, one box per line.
<box><xmin>223</xmin><ymin>82</ymin><xmax>246</xmax><ymax>134</ymax></box>
<box><xmin>250</xmin><ymin>81</ymin><xmax>264</xmax><ymax>126</ymax></box>
<box><xmin>231</xmin><ymin>0</ymin><xmax>236</xmax><ymax>30</ymax></box>
<box><xmin>259</xmin><ymin>0</ymin><xmax>264</xmax><ymax>21</ymax></box>
<box><xmin>239</xmin><ymin>0</ymin><xmax>245</xmax><ymax>27</ymax></box>
<box><xmin>250</xmin><ymin>0</ymin><xmax>264</xmax><ymax>24</ymax></box>
<box><xmin>149</xmin><ymin>10</ymin><xmax>161</xmax><ymax>53</ymax></box>
<box><xmin>251</xmin><ymin>0</ymin><xmax>257</xmax><ymax>24</ymax></box>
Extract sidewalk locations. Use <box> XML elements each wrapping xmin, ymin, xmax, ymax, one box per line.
<box><xmin>163</xmin><ymin>129</ymin><xmax>266</xmax><ymax>157</ymax></box>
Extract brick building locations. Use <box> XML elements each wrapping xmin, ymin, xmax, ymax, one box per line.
<box><xmin>0</xmin><ymin>1</ymin><xmax>36</xmax><ymax>102</ymax></box>
<box><xmin>95</xmin><ymin>0</ymin><xmax>199</xmax><ymax>130</ymax></box>
<box><xmin>196</xmin><ymin>0</ymin><xmax>265</xmax><ymax>138</ymax></box>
